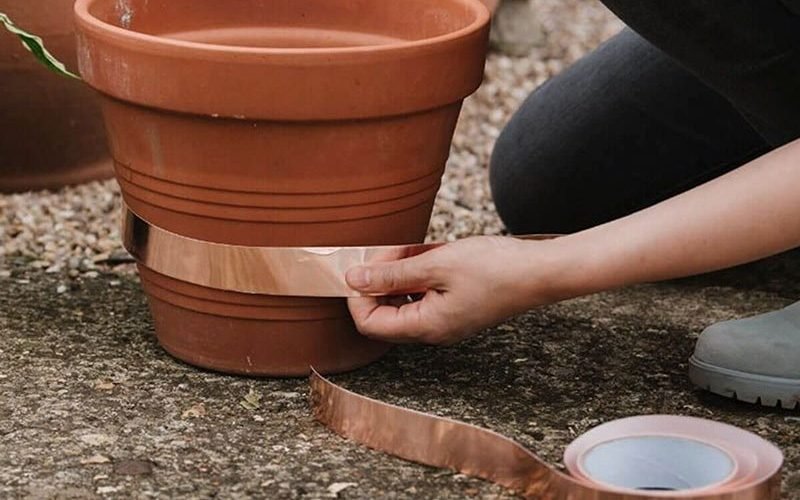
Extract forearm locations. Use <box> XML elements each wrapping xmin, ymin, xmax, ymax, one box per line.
<box><xmin>539</xmin><ymin>137</ymin><xmax>800</xmax><ymax>300</ymax></box>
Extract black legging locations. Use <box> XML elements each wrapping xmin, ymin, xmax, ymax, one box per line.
<box><xmin>490</xmin><ymin>1</ymin><xmax>800</xmax><ymax>235</ymax></box>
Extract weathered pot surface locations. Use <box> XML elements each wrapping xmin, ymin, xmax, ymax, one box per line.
<box><xmin>74</xmin><ymin>0</ymin><xmax>490</xmax><ymax>376</ymax></box>
<box><xmin>0</xmin><ymin>0</ymin><xmax>112</xmax><ymax>193</ymax></box>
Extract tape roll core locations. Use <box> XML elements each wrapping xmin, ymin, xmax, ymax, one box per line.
<box><xmin>579</xmin><ymin>436</ymin><xmax>735</xmax><ymax>492</ymax></box>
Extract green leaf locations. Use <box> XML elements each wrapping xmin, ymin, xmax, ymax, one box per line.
<box><xmin>0</xmin><ymin>12</ymin><xmax>81</xmax><ymax>80</ymax></box>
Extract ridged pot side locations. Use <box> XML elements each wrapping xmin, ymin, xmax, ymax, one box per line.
<box><xmin>103</xmin><ymin>100</ymin><xmax>461</xmax><ymax>246</ymax></box>
<box><xmin>138</xmin><ymin>266</ymin><xmax>391</xmax><ymax>376</ymax></box>
<box><xmin>106</xmin><ymin>100</ymin><xmax>460</xmax><ymax>376</ymax></box>
<box><xmin>0</xmin><ymin>0</ymin><xmax>111</xmax><ymax>193</ymax></box>
<box><xmin>75</xmin><ymin>0</ymin><xmax>490</xmax><ymax>376</ymax></box>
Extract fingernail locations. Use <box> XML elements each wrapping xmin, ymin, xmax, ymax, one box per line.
<box><xmin>347</xmin><ymin>266</ymin><xmax>371</xmax><ymax>289</ymax></box>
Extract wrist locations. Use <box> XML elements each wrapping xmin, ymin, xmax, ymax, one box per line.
<box><xmin>516</xmin><ymin>235</ymin><xmax>604</xmax><ymax>306</ymax></box>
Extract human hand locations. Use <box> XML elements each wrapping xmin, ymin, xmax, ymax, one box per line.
<box><xmin>345</xmin><ymin>236</ymin><xmax>562</xmax><ymax>345</ymax></box>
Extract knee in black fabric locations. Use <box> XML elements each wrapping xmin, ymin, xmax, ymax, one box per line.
<box><xmin>489</xmin><ymin>29</ymin><xmax>649</xmax><ymax>235</ymax></box>
<box><xmin>489</xmin><ymin>114</ymin><xmax>576</xmax><ymax>235</ymax></box>
<box><xmin>489</xmin><ymin>25</ymin><xmax>773</xmax><ymax>236</ymax></box>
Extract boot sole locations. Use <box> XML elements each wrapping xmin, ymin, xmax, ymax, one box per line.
<box><xmin>688</xmin><ymin>356</ymin><xmax>800</xmax><ymax>409</ymax></box>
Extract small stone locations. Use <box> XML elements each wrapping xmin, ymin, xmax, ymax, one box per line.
<box><xmin>56</xmin><ymin>284</ymin><xmax>68</xmax><ymax>294</ymax></box>
<box><xmin>96</xmin><ymin>486</ymin><xmax>122</xmax><ymax>494</ymax></box>
<box><xmin>105</xmin><ymin>249</ymin><xmax>135</xmax><ymax>264</ymax></box>
<box><xmin>270</xmin><ymin>391</ymin><xmax>301</xmax><ymax>399</ymax></box>
<box><xmin>94</xmin><ymin>380</ymin><xmax>115</xmax><ymax>391</ymax></box>
<box><xmin>81</xmin><ymin>454</ymin><xmax>111</xmax><ymax>465</ymax></box>
<box><xmin>113</xmin><ymin>459</ymin><xmax>154</xmax><ymax>477</ymax></box>
<box><xmin>0</xmin><ymin>270</ymin><xmax>10</xmax><ymax>279</ymax></box>
<box><xmin>80</xmin><ymin>433</ymin><xmax>116</xmax><ymax>446</ymax></box>
<box><xmin>328</xmin><ymin>482</ymin><xmax>357</xmax><ymax>495</ymax></box>
<box><xmin>181</xmin><ymin>403</ymin><xmax>207</xmax><ymax>419</ymax></box>
<box><xmin>92</xmin><ymin>252</ymin><xmax>111</xmax><ymax>263</ymax></box>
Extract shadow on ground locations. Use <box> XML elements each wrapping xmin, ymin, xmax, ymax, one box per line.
<box><xmin>2</xmin><ymin>251</ymin><xmax>799</xmax><ymax>498</ymax></box>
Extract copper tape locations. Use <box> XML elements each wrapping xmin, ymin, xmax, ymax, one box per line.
<box><xmin>310</xmin><ymin>369</ymin><xmax>783</xmax><ymax>499</ymax></box>
<box><xmin>121</xmin><ymin>204</ymin><xmax>558</xmax><ymax>297</ymax></box>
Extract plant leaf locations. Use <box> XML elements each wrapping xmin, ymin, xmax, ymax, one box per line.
<box><xmin>0</xmin><ymin>12</ymin><xmax>81</xmax><ymax>79</ymax></box>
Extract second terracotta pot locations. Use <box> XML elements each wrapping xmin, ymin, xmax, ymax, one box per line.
<box><xmin>0</xmin><ymin>0</ymin><xmax>112</xmax><ymax>193</ymax></box>
<box><xmin>75</xmin><ymin>0</ymin><xmax>490</xmax><ymax>376</ymax></box>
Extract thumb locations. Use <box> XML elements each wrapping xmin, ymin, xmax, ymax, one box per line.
<box><xmin>346</xmin><ymin>254</ymin><xmax>438</xmax><ymax>294</ymax></box>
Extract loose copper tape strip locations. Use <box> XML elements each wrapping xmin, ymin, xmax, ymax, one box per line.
<box><xmin>310</xmin><ymin>369</ymin><xmax>783</xmax><ymax>499</ymax></box>
<box><xmin>121</xmin><ymin>204</ymin><xmax>558</xmax><ymax>297</ymax></box>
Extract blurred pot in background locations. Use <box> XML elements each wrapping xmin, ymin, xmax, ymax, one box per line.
<box><xmin>0</xmin><ymin>0</ymin><xmax>111</xmax><ymax>193</ymax></box>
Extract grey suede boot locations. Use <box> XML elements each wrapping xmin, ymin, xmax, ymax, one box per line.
<box><xmin>689</xmin><ymin>301</ymin><xmax>800</xmax><ymax>409</ymax></box>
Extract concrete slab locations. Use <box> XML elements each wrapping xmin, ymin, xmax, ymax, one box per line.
<box><xmin>2</xmin><ymin>253</ymin><xmax>799</xmax><ymax>498</ymax></box>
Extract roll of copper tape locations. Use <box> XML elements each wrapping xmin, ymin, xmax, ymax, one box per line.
<box><xmin>121</xmin><ymin>204</ymin><xmax>558</xmax><ymax>298</ymax></box>
<box><xmin>310</xmin><ymin>369</ymin><xmax>783</xmax><ymax>499</ymax></box>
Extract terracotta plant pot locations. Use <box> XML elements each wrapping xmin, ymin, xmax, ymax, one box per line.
<box><xmin>0</xmin><ymin>0</ymin><xmax>111</xmax><ymax>193</ymax></box>
<box><xmin>74</xmin><ymin>0</ymin><xmax>490</xmax><ymax>376</ymax></box>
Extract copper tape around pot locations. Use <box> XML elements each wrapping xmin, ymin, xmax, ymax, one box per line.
<box><xmin>121</xmin><ymin>204</ymin><xmax>558</xmax><ymax>298</ymax></box>
<box><xmin>309</xmin><ymin>369</ymin><xmax>783</xmax><ymax>499</ymax></box>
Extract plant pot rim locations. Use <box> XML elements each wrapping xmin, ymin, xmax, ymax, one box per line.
<box><xmin>74</xmin><ymin>0</ymin><xmax>490</xmax><ymax>60</ymax></box>
<box><xmin>74</xmin><ymin>0</ymin><xmax>491</xmax><ymax>120</ymax></box>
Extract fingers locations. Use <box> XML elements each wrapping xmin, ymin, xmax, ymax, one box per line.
<box><xmin>346</xmin><ymin>250</ymin><xmax>451</xmax><ymax>343</ymax></box>
<box><xmin>348</xmin><ymin>292</ymin><xmax>463</xmax><ymax>345</ymax></box>
<box><xmin>346</xmin><ymin>253</ymin><xmax>440</xmax><ymax>295</ymax></box>
<box><xmin>347</xmin><ymin>296</ymin><xmax>426</xmax><ymax>343</ymax></box>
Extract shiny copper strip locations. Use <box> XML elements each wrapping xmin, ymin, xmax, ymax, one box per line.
<box><xmin>309</xmin><ymin>369</ymin><xmax>782</xmax><ymax>499</ymax></box>
<box><xmin>121</xmin><ymin>204</ymin><xmax>558</xmax><ymax>297</ymax></box>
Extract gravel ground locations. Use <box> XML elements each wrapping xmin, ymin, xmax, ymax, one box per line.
<box><xmin>0</xmin><ymin>0</ymin><xmax>623</xmax><ymax>272</ymax></box>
